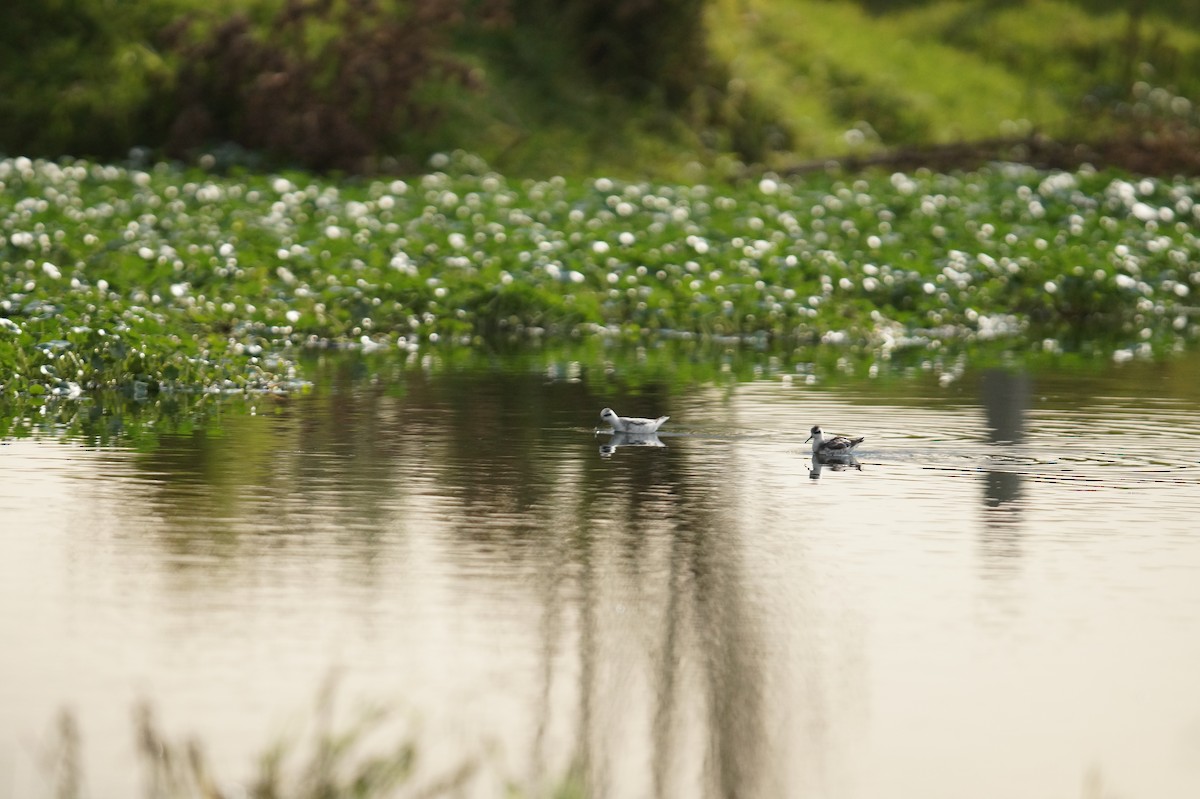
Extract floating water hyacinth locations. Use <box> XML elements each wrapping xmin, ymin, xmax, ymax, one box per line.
<box><xmin>1</xmin><ymin>152</ymin><xmax>1199</xmax><ymax>401</ymax></box>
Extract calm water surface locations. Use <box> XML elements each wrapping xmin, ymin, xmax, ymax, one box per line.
<box><xmin>3</xmin><ymin>353</ymin><xmax>1200</xmax><ymax>799</ymax></box>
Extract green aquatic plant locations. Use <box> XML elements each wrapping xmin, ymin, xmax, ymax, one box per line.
<box><xmin>2</xmin><ymin>154</ymin><xmax>1198</xmax><ymax>405</ymax></box>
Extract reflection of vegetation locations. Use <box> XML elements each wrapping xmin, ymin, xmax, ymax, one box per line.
<box><xmin>25</xmin><ymin>354</ymin><xmax>777</xmax><ymax>798</ymax></box>
<box><xmin>0</xmin><ymin>391</ymin><xmax>247</xmax><ymax>446</ymax></box>
<box><xmin>7</xmin><ymin>341</ymin><xmax>1200</xmax><ymax>448</ymax></box>
<box><xmin>21</xmin><ymin>349</ymin><xmax>1200</xmax><ymax>797</ymax></box>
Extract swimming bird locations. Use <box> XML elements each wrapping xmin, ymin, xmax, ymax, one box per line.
<box><xmin>600</xmin><ymin>407</ymin><xmax>669</xmax><ymax>434</ymax></box>
<box><xmin>806</xmin><ymin>425</ymin><xmax>864</xmax><ymax>457</ymax></box>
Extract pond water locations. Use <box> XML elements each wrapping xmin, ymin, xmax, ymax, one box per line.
<box><xmin>3</xmin><ymin>351</ymin><xmax>1200</xmax><ymax>799</ymax></box>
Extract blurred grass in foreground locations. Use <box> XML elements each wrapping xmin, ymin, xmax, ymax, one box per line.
<box><xmin>39</xmin><ymin>684</ymin><xmax>494</xmax><ymax>799</ymax></box>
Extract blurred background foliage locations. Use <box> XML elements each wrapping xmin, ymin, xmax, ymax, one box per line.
<box><xmin>0</xmin><ymin>0</ymin><xmax>1198</xmax><ymax>176</ymax></box>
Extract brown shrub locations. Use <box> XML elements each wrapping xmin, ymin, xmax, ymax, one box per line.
<box><xmin>163</xmin><ymin>0</ymin><xmax>476</xmax><ymax>171</ymax></box>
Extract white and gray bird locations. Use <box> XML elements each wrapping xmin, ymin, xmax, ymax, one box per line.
<box><xmin>806</xmin><ymin>425</ymin><xmax>864</xmax><ymax>456</ymax></box>
<box><xmin>600</xmin><ymin>407</ymin><xmax>670</xmax><ymax>434</ymax></box>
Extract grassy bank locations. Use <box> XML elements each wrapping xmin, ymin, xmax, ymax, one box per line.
<box><xmin>3</xmin><ymin>1</ymin><xmax>1200</xmax><ymax>177</ymax></box>
<box><xmin>708</xmin><ymin>1</ymin><xmax>1200</xmax><ymax>161</ymax></box>
<box><xmin>2</xmin><ymin>153</ymin><xmax>1198</xmax><ymax>405</ymax></box>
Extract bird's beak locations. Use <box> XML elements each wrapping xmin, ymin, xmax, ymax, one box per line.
<box><xmin>804</xmin><ymin>435</ymin><xmax>812</xmax><ymax>442</ymax></box>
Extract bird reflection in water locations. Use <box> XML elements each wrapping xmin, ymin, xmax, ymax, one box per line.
<box><xmin>598</xmin><ymin>431</ymin><xmax>666</xmax><ymax>458</ymax></box>
<box><xmin>808</xmin><ymin>453</ymin><xmax>862</xmax><ymax>479</ymax></box>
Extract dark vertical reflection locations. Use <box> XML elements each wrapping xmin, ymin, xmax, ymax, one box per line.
<box><xmin>561</xmin><ymin>431</ymin><xmax>769</xmax><ymax>798</ymax></box>
<box><xmin>651</xmin><ymin>526</ymin><xmax>685</xmax><ymax>799</ymax></box>
<box><xmin>978</xmin><ymin>369</ymin><xmax>1028</xmax><ymax>571</ymax></box>
<box><xmin>692</xmin><ymin>506</ymin><xmax>767</xmax><ymax>799</ymax></box>
<box><xmin>981</xmin><ymin>370</ymin><xmax>1027</xmax><ymax>445</ymax></box>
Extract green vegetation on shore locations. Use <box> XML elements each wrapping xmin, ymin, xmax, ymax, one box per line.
<box><xmin>709</xmin><ymin>1</ymin><xmax>1200</xmax><ymax>161</ymax></box>
<box><xmin>3</xmin><ymin>1</ymin><xmax>1200</xmax><ymax>176</ymax></box>
<box><xmin>2</xmin><ymin>152</ymin><xmax>1198</xmax><ymax>410</ymax></box>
